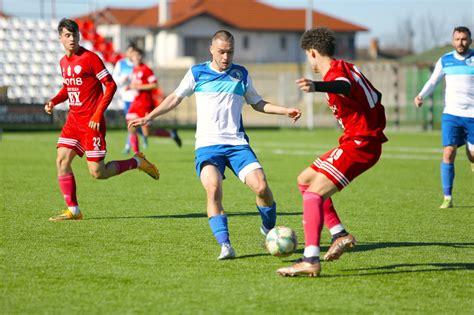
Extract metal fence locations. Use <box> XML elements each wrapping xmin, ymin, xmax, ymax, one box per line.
<box><xmin>147</xmin><ymin>62</ymin><xmax>444</xmax><ymax>130</ymax></box>
<box><xmin>0</xmin><ymin>62</ymin><xmax>445</xmax><ymax>131</ymax></box>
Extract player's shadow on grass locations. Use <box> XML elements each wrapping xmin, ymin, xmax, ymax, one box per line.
<box><xmin>344</xmin><ymin>263</ymin><xmax>474</xmax><ymax>271</ymax></box>
<box><xmin>290</xmin><ymin>241</ymin><xmax>474</xmax><ymax>256</ymax></box>
<box><xmin>287</xmin><ymin>241</ymin><xmax>474</xmax><ymax>277</ymax></box>
<box><xmin>349</xmin><ymin>241</ymin><xmax>474</xmax><ymax>252</ymax></box>
<box><xmin>329</xmin><ymin>262</ymin><xmax>474</xmax><ymax>277</ymax></box>
<box><xmin>92</xmin><ymin>211</ymin><xmax>301</xmax><ymax>220</ymax></box>
<box><xmin>234</xmin><ymin>253</ymin><xmax>270</xmax><ymax>259</ymax></box>
<box><xmin>290</xmin><ymin>241</ymin><xmax>474</xmax><ymax>257</ymax></box>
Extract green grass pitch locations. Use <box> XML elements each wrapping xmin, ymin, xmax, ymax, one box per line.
<box><xmin>1</xmin><ymin>128</ymin><xmax>472</xmax><ymax>314</ymax></box>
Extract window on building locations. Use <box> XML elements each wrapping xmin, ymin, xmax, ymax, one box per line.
<box><xmin>243</xmin><ymin>36</ymin><xmax>249</xmax><ymax>49</ymax></box>
<box><xmin>184</xmin><ymin>36</ymin><xmax>212</xmax><ymax>63</ymax></box>
<box><xmin>280</xmin><ymin>36</ymin><xmax>287</xmax><ymax>50</ymax></box>
<box><xmin>127</xmin><ymin>36</ymin><xmax>145</xmax><ymax>50</ymax></box>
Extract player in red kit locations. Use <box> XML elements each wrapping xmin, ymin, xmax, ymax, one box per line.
<box><xmin>277</xmin><ymin>28</ymin><xmax>388</xmax><ymax>277</ymax></box>
<box><xmin>126</xmin><ymin>48</ymin><xmax>181</xmax><ymax>154</ymax></box>
<box><xmin>44</xmin><ymin>18</ymin><xmax>159</xmax><ymax>221</ymax></box>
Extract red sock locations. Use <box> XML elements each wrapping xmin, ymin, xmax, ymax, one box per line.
<box><xmin>152</xmin><ymin>128</ymin><xmax>171</xmax><ymax>137</ymax></box>
<box><xmin>298</xmin><ymin>183</ymin><xmax>309</xmax><ymax>195</ymax></box>
<box><xmin>58</xmin><ymin>173</ymin><xmax>78</xmax><ymax>207</ymax></box>
<box><xmin>130</xmin><ymin>134</ymin><xmax>139</xmax><ymax>153</ymax></box>
<box><xmin>299</xmin><ymin>184</ymin><xmax>342</xmax><ymax>231</ymax></box>
<box><xmin>303</xmin><ymin>191</ymin><xmax>324</xmax><ymax>247</ymax></box>
<box><xmin>113</xmin><ymin>158</ymin><xmax>138</xmax><ymax>175</ymax></box>
<box><xmin>323</xmin><ymin>198</ymin><xmax>342</xmax><ymax>230</ymax></box>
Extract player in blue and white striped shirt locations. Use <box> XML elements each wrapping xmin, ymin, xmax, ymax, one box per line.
<box><xmin>414</xmin><ymin>26</ymin><xmax>474</xmax><ymax>209</ymax></box>
<box><xmin>129</xmin><ymin>30</ymin><xmax>301</xmax><ymax>259</ymax></box>
<box><xmin>112</xmin><ymin>44</ymin><xmax>147</xmax><ymax>154</ymax></box>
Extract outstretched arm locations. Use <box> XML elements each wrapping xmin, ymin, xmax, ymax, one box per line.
<box><xmin>128</xmin><ymin>92</ymin><xmax>184</xmax><ymax>128</ymax></box>
<box><xmin>414</xmin><ymin>59</ymin><xmax>444</xmax><ymax>108</ymax></box>
<box><xmin>130</xmin><ymin>81</ymin><xmax>157</xmax><ymax>91</ymax></box>
<box><xmin>296</xmin><ymin>78</ymin><xmax>351</xmax><ymax>95</ymax></box>
<box><xmin>89</xmin><ymin>77</ymin><xmax>117</xmax><ymax>131</ymax></box>
<box><xmin>251</xmin><ymin>100</ymin><xmax>301</xmax><ymax>122</ymax></box>
<box><xmin>45</xmin><ymin>84</ymin><xmax>68</xmax><ymax>114</ymax></box>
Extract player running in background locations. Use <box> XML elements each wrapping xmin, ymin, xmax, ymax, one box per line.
<box><xmin>129</xmin><ymin>30</ymin><xmax>301</xmax><ymax>259</ymax></box>
<box><xmin>414</xmin><ymin>26</ymin><xmax>474</xmax><ymax>209</ymax></box>
<box><xmin>126</xmin><ymin>48</ymin><xmax>182</xmax><ymax>154</ymax></box>
<box><xmin>45</xmin><ymin>18</ymin><xmax>159</xmax><ymax>221</ymax></box>
<box><xmin>277</xmin><ymin>27</ymin><xmax>388</xmax><ymax>277</ymax></box>
<box><xmin>112</xmin><ymin>43</ymin><xmax>147</xmax><ymax>154</ymax></box>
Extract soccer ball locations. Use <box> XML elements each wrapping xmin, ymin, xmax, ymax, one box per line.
<box><xmin>265</xmin><ymin>226</ymin><xmax>298</xmax><ymax>257</ymax></box>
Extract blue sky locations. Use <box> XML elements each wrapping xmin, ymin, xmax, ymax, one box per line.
<box><xmin>1</xmin><ymin>0</ymin><xmax>473</xmax><ymax>50</ymax></box>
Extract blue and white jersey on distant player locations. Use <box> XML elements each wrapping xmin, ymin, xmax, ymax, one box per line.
<box><xmin>419</xmin><ymin>49</ymin><xmax>474</xmax><ymax>118</ymax></box>
<box><xmin>112</xmin><ymin>57</ymin><xmax>136</xmax><ymax>102</ymax></box>
<box><xmin>174</xmin><ymin>62</ymin><xmax>263</xmax><ymax>149</ymax></box>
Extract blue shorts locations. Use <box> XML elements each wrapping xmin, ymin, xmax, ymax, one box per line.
<box><xmin>441</xmin><ymin>113</ymin><xmax>474</xmax><ymax>148</ymax></box>
<box><xmin>195</xmin><ymin>144</ymin><xmax>262</xmax><ymax>182</ymax></box>
<box><xmin>123</xmin><ymin>101</ymin><xmax>132</xmax><ymax>116</ymax></box>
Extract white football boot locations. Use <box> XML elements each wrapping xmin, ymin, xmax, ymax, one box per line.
<box><xmin>218</xmin><ymin>243</ymin><xmax>235</xmax><ymax>260</ymax></box>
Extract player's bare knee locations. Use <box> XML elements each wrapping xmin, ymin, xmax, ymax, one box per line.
<box><xmin>443</xmin><ymin>148</ymin><xmax>457</xmax><ymax>163</ymax></box>
<box><xmin>297</xmin><ymin>174</ymin><xmax>310</xmax><ymax>186</ymax></box>
<box><xmin>88</xmin><ymin>168</ymin><xmax>107</xmax><ymax>179</ymax></box>
<box><xmin>56</xmin><ymin>156</ymin><xmax>70</xmax><ymax>172</ymax></box>
<box><xmin>89</xmin><ymin>170</ymin><xmax>100</xmax><ymax>179</ymax></box>
<box><xmin>205</xmin><ymin>182</ymin><xmax>220</xmax><ymax>198</ymax></box>
<box><xmin>253</xmin><ymin>181</ymin><xmax>269</xmax><ymax>197</ymax></box>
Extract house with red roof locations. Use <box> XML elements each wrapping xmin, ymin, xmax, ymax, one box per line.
<box><xmin>76</xmin><ymin>0</ymin><xmax>367</xmax><ymax>67</ymax></box>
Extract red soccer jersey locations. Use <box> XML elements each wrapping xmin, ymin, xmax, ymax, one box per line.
<box><xmin>131</xmin><ymin>63</ymin><xmax>157</xmax><ymax>107</ymax></box>
<box><xmin>58</xmin><ymin>47</ymin><xmax>111</xmax><ymax>117</ymax></box>
<box><xmin>324</xmin><ymin>59</ymin><xmax>388</xmax><ymax>142</ymax></box>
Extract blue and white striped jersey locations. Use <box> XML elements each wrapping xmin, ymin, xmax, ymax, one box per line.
<box><xmin>174</xmin><ymin>62</ymin><xmax>263</xmax><ymax>149</ymax></box>
<box><xmin>419</xmin><ymin>49</ymin><xmax>474</xmax><ymax>118</ymax></box>
<box><xmin>112</xmin><ymin>57</ymin><xmax>136</xmax><ymax>102</ymax></box>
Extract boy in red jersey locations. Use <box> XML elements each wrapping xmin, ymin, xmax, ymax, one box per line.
<box><xmin>277</xmin><ymin>28</ymin><xmax>388</xmax><ymax>277</ymax></box>
<box><xmin>44</xmin><ymin>18</ymin><xmax>159</xmax><ymax>221</ymax></box>
<box><xmin>126</xmin><ymin>48</ymin><xmax>181</xmax><ymax>153</ymax></box>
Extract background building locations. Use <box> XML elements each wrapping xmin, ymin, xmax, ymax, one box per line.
<box><xmin>76</xmin><ymin>0</ymin><xmax>367</xmax><ymax>67</ymax></box>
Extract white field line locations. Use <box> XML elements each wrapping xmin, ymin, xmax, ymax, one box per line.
<box><xmin>3</xmin><ymin>136</ymin><xmax>445</xmax><ymax>160</ymax></box>
<box><xmin>256</xmin><ymin>148</ymin><xmax>440</xmax><ymax>160</ymax></box>
<box><xmin>251</xmin><ymin>141</ymin><xmax>444</xmax><ymax>161</ymax></box>
<box><xmin>252</xmin><ymin>141</ymin><xmax>442</xmax><ymax>153</ymax></box>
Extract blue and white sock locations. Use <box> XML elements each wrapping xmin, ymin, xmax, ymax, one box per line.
<box><xmin>257</xmin><ymin>202</ymin><xmax>276</xmax><ymax>233</ymax></box>
<box><xmin>440</xmin><ymin>162</ymin><xmax>454</xmax><ymax>196</ymax></box>
<box><xmin>209</xmin><ymin>215</ymin><xmax>230</xmax><ymax>245</ymax></box>
<box><xmin>125</xmin><ymin>133</ymin><xmax>131</xmax><ymax>149</ymax></box>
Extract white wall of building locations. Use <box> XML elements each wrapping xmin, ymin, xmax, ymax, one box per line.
<box><xmin>152</xmin><ymin>16</ymin><xmax>306</xmax><ymax>66</ymax></box>
<box><xmin>155</xmin><ymin>31</ymin><xmax>182</xmax><ymax>67</ymax></box>
<box><xmin>154</xmin><ymin>16</ymin><xmax>224</xmax><ymax>67</ymax></box>
<box><xmin>232</xmin><ymin>30</ymin><xmax>304</xmax><ymax>64</ymax></box>
<box><xmin>174</xmin><ymin>16</ymin><xmax>224</xmax><ymax>37</ymax></box>
<box><xmin>95</xmin><ymin>15</ymin><xmax>354</xmax><ymax>67</ymax></box>
<box><xmin>97</xmin><ymin>24</ymin><xmax>151</xmax><ymax>54</ymax></box>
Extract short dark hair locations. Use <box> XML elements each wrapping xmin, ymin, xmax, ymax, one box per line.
<box><xmin>57</xmin><ymin>18</ymin><xmax>79</xmax><ymax>35</ymax></box>
<box><xmin>300</xmin><ymin>27</ymin><xmax>336</xmax><ymax>57</ymax></box>
<box><xmin>127</xmin><ymin>42</ymin><xmax>138</xmax><ymax>50</ymax></box>
<box><xmin>212</xmin><ymin>30</ymin><xmax>234</xmax><ymax>43</ymax></box>
<box><xmin>133</xmin><ymin>47</ymin><xmax>144</xmax><ymax>56</ymax></box>
<box><xmin>453</xmin><ymin>26</ymin><xmax>471</xmax><ymax>38</ymax></box>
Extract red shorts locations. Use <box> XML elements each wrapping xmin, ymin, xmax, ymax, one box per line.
<box><xmin>310</xmin><ymin>138</ymin><xmax>382</xmax><ymax>190</ymax></box>
<box><xmin>57</xmin><ymin>114</ymin><xmax>107</xmax><ymax>162</ymax></box>
<box><xmin>126</xmin><ymin>99</ymin><xmax>154</xmax><ymax>121</ymax></box>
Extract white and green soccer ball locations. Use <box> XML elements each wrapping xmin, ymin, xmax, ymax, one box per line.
<box><xmin>265</xmin><ymin>226</ymin><xmax>298</xmax><ymax>257</ymax></box>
